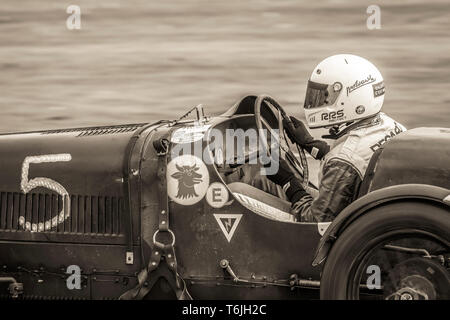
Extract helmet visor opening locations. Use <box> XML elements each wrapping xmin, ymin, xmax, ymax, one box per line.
<box><xmin>304</xmin><ymin>80</ymin><xmax>342</xmax><ymax>109</ymax></box>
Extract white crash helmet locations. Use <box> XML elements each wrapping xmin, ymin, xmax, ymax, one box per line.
<box><xmin>303</xmin><ymin>54</ymin><xmax>385</xmax><ymax>129</ymax></box>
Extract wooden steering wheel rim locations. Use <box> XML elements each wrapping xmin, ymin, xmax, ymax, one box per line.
<box><xmin>254</xmin><ymin>94</ymin><xmax>309</xmax><ymax>189</ymax></box>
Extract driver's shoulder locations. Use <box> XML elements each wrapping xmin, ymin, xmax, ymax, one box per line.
<box><xmin>322</xmin><ymin>133</ymin><xmax>366</xmax><ymax>179</ymax></box>
<box><xmin>326</xmin><ymin>131</ymin><xmax>364</xmax><ymax>160</ymax></box>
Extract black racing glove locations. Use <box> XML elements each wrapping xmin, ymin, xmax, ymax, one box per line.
<box><xmin>283</xmin><ymin>116</ymin><xmax>330</xmax><ymax>160</ymax></box>
<box><xmin>265</xmin><ymin>158</ymin><xmax>308</xmax><ymax>203</ymax></box>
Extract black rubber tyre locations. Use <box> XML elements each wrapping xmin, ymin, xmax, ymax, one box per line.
<box><xmin>320</xmin><ymin>201</ymin><xmax>450</xmax><ymax>300</ymax></box>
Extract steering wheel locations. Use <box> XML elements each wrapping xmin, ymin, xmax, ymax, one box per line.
<box><xmin>254</xmin><ymin>95</ymin><xmax>309</xmax><ymax>189</ymax></box>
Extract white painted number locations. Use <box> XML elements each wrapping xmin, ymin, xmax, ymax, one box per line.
<box><xmin>19</xmin><ymin>154</ymin><xmax>72</xmax><ymax>232</ymax></box>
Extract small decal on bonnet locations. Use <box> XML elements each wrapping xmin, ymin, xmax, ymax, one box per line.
<box><xmin>171</xmin><ymin>124</ymin><xmax>211</xmax><ymax>144</ymax></box>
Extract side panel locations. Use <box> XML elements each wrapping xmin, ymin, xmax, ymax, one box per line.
<box><xmin>139</xmin><ymin>120</ymin><xmax>323</xmax><ymax>300</ymax></box>
<box><xmin>0</xmin><ymin>241</ymin><xmax>141</xmax><ymax>299</ymax></box>
<box><xmin>369</xmin><ymin>127</ymin><xmax>450</xmax><ymax>191</ymax></box>
<box><xmin>174</xmin><ymin>200</ymin><xmax>322</xmax><ymax>299</ymax></box>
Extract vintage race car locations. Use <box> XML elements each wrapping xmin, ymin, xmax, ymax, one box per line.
<box><xmin>0</xmin><ymin>95</ymin><xmax>449</xmax><ymax>300</ymax></box>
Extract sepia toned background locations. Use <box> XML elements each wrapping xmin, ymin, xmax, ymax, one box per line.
<box><xmin>0</xmin><ymin>0</ymin><xmax>449</xmax><ymax>134</ymax></box>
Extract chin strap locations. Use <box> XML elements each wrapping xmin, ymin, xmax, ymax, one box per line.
<box><xmin>321</xmin><ymin>114</ymin><xmax>381</xmax><ymax>140</ymax></box>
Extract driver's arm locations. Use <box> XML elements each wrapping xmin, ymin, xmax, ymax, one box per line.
<box><xmin>267</xmin><ymin>158</ymin><xmax>362</xmax><ymax>222</ymax></box>
<box><xmin>291</xmin><ymin>159</ymin><xmax>362</xmax><ymax>222</ymax></box>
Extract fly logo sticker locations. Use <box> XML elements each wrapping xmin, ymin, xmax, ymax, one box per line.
<box><xmin>214</xmin><ymin>214</ymin><xmax>242</xmax><ymax>243</ymax></box>
<box><xmin>167</xmin><ymin>154</ymin><xmax>209</xmax><ymax>205</ymax></box>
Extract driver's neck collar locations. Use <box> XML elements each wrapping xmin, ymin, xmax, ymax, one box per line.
<box><xmin>321</xmin><ymin>114</ymin><xmax>381</xmax><ymax>140</ymax></box>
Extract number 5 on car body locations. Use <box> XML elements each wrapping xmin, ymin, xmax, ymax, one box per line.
<box><xmin>19</xmin><ymin>154</ymin><xmax>72</xmax><ymax>232</ymax></box>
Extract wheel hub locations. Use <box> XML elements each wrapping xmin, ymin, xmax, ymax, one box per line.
<box><xmin>384</xmin><ymin>257</ymin><xmax>449</xmax><ymax>300</ymax></box>
<box><xmin>399</xmin><ymin>292</ymin><xmax>413</xmax><ymax>300</ymax></box>
<box><xmin>386</xmin><ymin>275</ymin><xmax>434</xmax><ymax>300</ymax></box>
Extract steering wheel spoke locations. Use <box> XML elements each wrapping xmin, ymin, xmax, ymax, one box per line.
<box><xmin>254</xmin><ymin>95</ymin><xmax>309</xmax><ymax>189</ymax></box>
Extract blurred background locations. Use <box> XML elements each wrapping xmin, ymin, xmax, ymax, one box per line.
<box><xmin>0</xmin><ymin>0</ymin><xmax>449</xmax><ymax>134</ymax></box>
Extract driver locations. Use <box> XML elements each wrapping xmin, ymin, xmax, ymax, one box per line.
<box><xmin>267</xmin><ymin>54</ymin><xmax>406</xmax><ymax>222</ymax></box>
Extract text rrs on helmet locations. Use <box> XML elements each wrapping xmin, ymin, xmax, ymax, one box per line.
<box><xmin>321</xmin><ymin>109</ymin><xmax>345</xmax><ymax>121</ymax></box>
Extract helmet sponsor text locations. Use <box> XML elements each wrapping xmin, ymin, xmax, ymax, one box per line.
<box><xmin>321</xmin><ymin>109</ymin><xmax>345</xmax><ymax>123</ymax></box>
<box><xmin>372</xmin><ymin>81</ymin><xmax>385</xmax><ymax>98</ymax></box>
<box><xmin>370</xmin><ymin>123</ymin><xmax>404</xmax><ymax>152</ymax></box>
<box><xmin>346</xmin><ymin>75</ymin><xmax>376</xmax><ymax>96</ymax></box>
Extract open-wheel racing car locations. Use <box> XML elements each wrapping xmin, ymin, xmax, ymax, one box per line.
<box><xmin>0</xmin><ymin>95</ymin><xmax>449</xmax><ymax>300</ymax></box>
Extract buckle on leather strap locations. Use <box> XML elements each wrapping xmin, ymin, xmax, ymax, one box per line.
<box><xmin>153</xmin><ymin>229</ymin><xmax>176</xmax><ymax>250</ymax></box>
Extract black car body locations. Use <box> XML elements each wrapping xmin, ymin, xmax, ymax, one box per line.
<box><xmin>0</xmin><ymin>96</ymin><xmax>449</xmax><ymax>299</ymax></box>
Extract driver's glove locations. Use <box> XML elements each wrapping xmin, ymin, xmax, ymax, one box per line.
<box><xmin>283</xmin><ymin>116</ymin><xmax>330</xmax><ymax>160</ymax></box>
<box><xmin>265</xmin><ymin>158</ymin><xmax>308</xmax><ymax>203</ymax></box>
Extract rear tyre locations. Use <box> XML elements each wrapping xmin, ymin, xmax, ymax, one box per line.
<box><xmin>320</xmin><ymin>201</ymin><xmax>450</xmax><ymax>300</ymax></box>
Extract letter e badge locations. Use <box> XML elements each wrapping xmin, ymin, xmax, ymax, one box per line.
<box><xmin>206</xmin><ymin>182</ymin><xmax>229</xmax><ymax>208</ymax></box>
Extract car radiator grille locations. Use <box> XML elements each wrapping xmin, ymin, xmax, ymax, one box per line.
<box><xmin>40</xmin><ymin>123</ymin><xmax>146</xmax><ymax>137</ymax></box>
<box><xmin>0</xmin><ymin>192</ymin><xmax>124</xmax><ymax>235</ymax></box>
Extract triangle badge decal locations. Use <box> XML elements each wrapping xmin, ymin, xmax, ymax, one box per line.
<box><xmin>213</xmin><ymin>214</ymin><xmax>242</xmax><ymax>243</ymax></box>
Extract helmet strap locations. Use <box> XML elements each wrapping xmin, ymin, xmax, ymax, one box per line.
<box><xmin>321</xmin><ymin>113</ymin><xmax>380</xmax><ymax>140</ymax></box>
